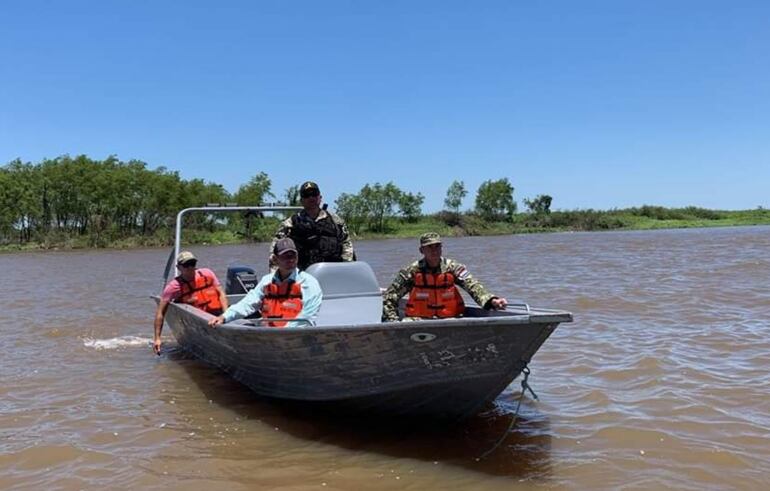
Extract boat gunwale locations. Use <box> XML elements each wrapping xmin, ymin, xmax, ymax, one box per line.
<box><xmin>162</xmin><ymin>299</ymin><xmax>572</xmax><ymax>334</ymax></box>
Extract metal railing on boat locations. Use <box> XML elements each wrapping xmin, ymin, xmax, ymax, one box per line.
<box><xmin>161</xmin><ymin>204</ymin><xmax>302</xmax><ymax>289</ymax></box>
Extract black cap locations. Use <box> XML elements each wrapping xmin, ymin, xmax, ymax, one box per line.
<box><xmin>300</xmin><ymin>181</ymin><xmax>320</xmax><ymax>197</ymax></box>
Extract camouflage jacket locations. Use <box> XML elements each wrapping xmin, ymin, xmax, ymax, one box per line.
<box><xmin>381</xmin><ymin>257</ymin><xmax>496</xmax><ymax>322</ymax></box>
<box><xmin>270</xmin><ymin>209</ymin><xmax>355</xmax><ymax>270</ymax></box>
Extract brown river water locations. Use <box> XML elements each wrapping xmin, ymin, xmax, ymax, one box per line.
<box><xmin>2</xmin><ymin>226</ymin><xmax>769</xmax><ymax>490</ymax></box>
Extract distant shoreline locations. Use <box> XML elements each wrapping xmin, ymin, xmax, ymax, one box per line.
<box><xmin>3</xmin><ymin>208</ymin><xmax>769</xmax><ymax>253</ymax></box>
<box><xmin>4</xmin><ymin>156</ymin><xmax>768</xmax><ymax>254</ymax></box>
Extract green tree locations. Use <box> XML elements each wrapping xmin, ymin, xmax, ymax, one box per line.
<box><xmin>180</xmin><ymin>178</ymin><xmax>231</xmax><ymax>231</ymax></box>
<box><xmin>335</xmin><ymin>192</ymin><xmax>367</xmax><ymax>234</ymax></box>
<box><xmin>284</xmin><ymin>184</ymin><xmax>301</xmax><ymax>206</ymax></box>
<box><xmin>0</xmin><ymin>166</ymin><xmax>18</xmax><ymax>241</ymax></box>
<box><xmin>398</xmin><ymin>191</ymin><xmax>424</xmax><ymax>223</ymax></box>
<box><xmin>359</xmin><ymin>182</ymin><xmax>401</xmax><ymax>232</ymax></box>
<box><xmin>3</xmin><ymin>159</ymin><xmax>43</xmax><ymax>242</ymax></box>
<box><xmin>234</xmin><ymin>172</ymin><xmax>275</xmax><ymax>205</ymax></box>
<box><xmin>475</xmin><ymin>178</ymin><xmax>516</xmax><ymax>221</ymax></box>
<box><xmin>1</xmin><ymin>154</ymin><xmax>248</xmax><ymax>247</ymax></box>
<box><xmin>139</xmin><ymin>166</ymin><xmax>186</xmax><ymax>236</ymax></box>
<box><xmin>523</xmin><ymin>195</ymin><xmax>553</xmax><ymax>215</ymax></box>
<box><xmin>444</xmin><ymin>180</ymin><xmax>467</xmax><ymax>212</ymax></box>
<box><xmin>100</xmin><ymin>158</ymin><xmax>148</xmax><ymax>236</ymax></box>
<box><xmin>231</xmin><ymin>172</ymin><xmax>275</xmax><ymax>239</ymax></box>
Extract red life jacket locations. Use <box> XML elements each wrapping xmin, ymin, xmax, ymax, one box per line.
<box><xmin>405</xmin><ymin>271</ymin><xmax>465</xmax><ymax>318</ymax></box>
<box><xmin>261</xmin><ymin>280</ymin><xmax>303</xmax><ymax>327</ymax></box>
<box><xmin>177</xmin><ymin>270</ymin><xmax>224</xmax><ymax>314</ymax></box>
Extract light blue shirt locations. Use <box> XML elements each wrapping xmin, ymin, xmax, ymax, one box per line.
<box><xmin>222</xmin><ymin>269</ymin><xmax>323</xmax><ymax>327</ymax></box>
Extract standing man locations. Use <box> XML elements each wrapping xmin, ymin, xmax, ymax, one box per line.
<box><xmin>154</xmin><ymin>251</ymin><xmax>228</xmax><ymax>354</ymax></box>
<box><xmin>270</xmin><ymin>181</ymin><xmax>355</xmax><ymax>270</ymax></box>
<box><xmin>382</xmin><ymin>233</ymin><xmax>508</xmax><ymax>322</ymax></box>
<box><xmin>209</xmin><ymin>238</ymin><xmax>323</xmax><ymax>328</ymax></box>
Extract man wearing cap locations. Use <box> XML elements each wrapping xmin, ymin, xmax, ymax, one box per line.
<box><xmin>270</xmin><ymin>181</ymin><xmax>355</xmax><ymax>270</ymax></box>
<box><xmin>209</xmin><ymin>238</ymin><xmax>323</xmax><ymax>328</ymax></box>
<box><xmin>382</xmin><ymin>233</ymin><xmax>508</xmax><ymax>322</ymax></box>
<box><xmin>154</xmin><ymin>251</ymin><xmax>228</xmax><ymax>354</ymax></box>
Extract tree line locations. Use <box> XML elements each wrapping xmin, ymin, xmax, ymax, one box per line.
<box><xmin>4</xmin><ymin>154</ymin><xmax>761</xmax><ymax>249</ymax></box>
<box><xmin>0</xmin><ymin>155</ymin><xmax>548</xmax><ymax>247</ymax></box>
<box><xmin>1</xmin><ymin>156</ymin><xmax>225</xmax><ymax>247</ymax></box>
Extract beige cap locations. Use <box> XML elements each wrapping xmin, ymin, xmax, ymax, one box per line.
<box><xmin>176</xmin><ymin>250</ymin><xmax>197</xmax><ymax>265</ymax></box>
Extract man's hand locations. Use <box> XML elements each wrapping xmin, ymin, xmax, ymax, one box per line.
<box><xmin>489</xmin><ymin>297</ymin><xmax>508</xmax><ymax>310</ymax></box>
<box><xmin>153</xmin><ymin>337</ymin><xmax>162</xmax><ymax>355</ymax></box>
<box><xmin>208</xmin><ymin>315</ymin><xmax>224</xmax><ymax>328</ymax></box>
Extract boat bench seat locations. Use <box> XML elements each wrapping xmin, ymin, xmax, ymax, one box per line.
<box><xmin>305</xmin><ymin>261</ymin><xmax>383</xmax><ymax>326</ymax></box>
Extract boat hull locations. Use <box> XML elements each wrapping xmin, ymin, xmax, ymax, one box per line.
<box><xmin>163</xmin><ymin>302</ymin><xmax>566</xmax><ymax>420</ymax></box>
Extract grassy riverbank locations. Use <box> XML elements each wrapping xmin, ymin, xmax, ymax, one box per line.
<box><xmin>2</xmin><ymin>207</ymin><xmax>769</xmax><ymax>253</ymax></box>
<box><xmin>358</xmin><ymin>207</ymin><xmax>770</xmax><ymax>239</ymax></box>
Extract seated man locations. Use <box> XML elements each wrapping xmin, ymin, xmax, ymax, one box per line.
<box><xmin>382</xmin><ymin>233</ymin><xmax>508</xmax><ymax>322</ymax></box>
<box><xmin>209</xmin><ymin>238</ymin><xmax>323</xmax><ymax>328</ymax></box>
<box><xmin>154</xmin><ymin>251</ymin><xmax>228</xmax><ymax>354</ymax></box>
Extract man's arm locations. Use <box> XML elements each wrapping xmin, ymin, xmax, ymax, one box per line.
<box><xmin>223</xmin><ymin>278</ymin><xmax>267</xmax><ymax>322</ymax></box>
<box><xmin>381</xmin><ymin>266</ymin><xmax>415</xmax><ymax>322</ymax></box>
<box><xmin>153</xmin><ymin>279</ymin><xmax>182</xmax><ymax>354</ymax></box>
<box><xmin>216</xmin><ymin>285</ymin><xmax>228</xmax><ymax>311</ymax></box>
<box><xmin>448</xmin><ymin>260</ymin><xmax>497</xmax><ymax>309</ymax></box>
<box><xmin>153</xmin><ymin>299</ymin><xmax>170</xmax><ymax>355</ymax></box>
<box><xmin>337</xmin><ymin>219</ymin><xmax>355</xmax><ymax>262</ymax></box>
<box><xmin>210</xmin><ymin>273</ymin><xmax>268</xmax><ymax>326</ymax></box>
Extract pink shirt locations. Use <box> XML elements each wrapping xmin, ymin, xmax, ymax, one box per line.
<box><xmin>161</xmin><ymin>268</ymin><xmax>221</xmax><ymax>302</ymax></box>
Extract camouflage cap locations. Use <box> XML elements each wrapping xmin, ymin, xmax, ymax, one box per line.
<box><xmin>176</xmin><ymin>250</ymin><xmax>197</xmax><ymax>265</ymax></box>
<box><xmin>419</xmin><ymin>232</ymin><xmax>442</xmax><ymax>246</ymax></box>
<box><xmin>273</xmin><ymin>237</ymin><xmax>298</xmax><ymax>256</ymax></box>
<box><xmin>300</xmin><ymin>181</ymin><xmax>320</xmax><ymax>196</ymax></box>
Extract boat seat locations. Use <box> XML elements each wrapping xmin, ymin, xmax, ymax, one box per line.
<box><xmin>305</xmin><ymin>261</ymin><xmax>383</xmax><ymax>326</ymax></box>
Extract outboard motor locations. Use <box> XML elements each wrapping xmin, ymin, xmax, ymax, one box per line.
<box><xmin>226</xmin><ymin>264</ymin><xmax>258</xmax><ymax>294</ymax></box>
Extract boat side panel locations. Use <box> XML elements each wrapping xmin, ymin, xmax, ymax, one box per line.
<box><xmin>164</xmin><ymin>303</ymin><xmax>558</xmax><ymax>417</ymax></box>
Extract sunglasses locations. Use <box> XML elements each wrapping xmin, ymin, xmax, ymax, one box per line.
<box><xmin>179</xmin><ymin>261</ymin><xmax>197</xmax><ymax>268</ymax></box>
<box><xmin>300</xmin><ymin>190</ymin><xmax>320</xmax><ymax>198</ymax></box>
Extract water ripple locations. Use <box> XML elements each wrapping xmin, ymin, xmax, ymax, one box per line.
<box><xmin>2</xmin><ymin>227</ymin><xmax>770</xmax><ymax>490</ymax></box>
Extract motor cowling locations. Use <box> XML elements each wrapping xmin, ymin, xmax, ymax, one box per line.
<box><xmin>225</xmin><ymin>265</ymin><xmax>258</xmax><ymax>294</ymax></box>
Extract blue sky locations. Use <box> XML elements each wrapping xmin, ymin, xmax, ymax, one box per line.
<box><xmin>1</xmin><ymin>1</ymin><xmax>768</xmax><ymax>212</ymax></box>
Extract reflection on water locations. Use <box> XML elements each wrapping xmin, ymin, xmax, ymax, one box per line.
<box><xmin>2</xmin><ymin>225</ymin><xmax>770</xmax><ymax>490</ymax></box>
<box><xmin>171</xmin><ymin>346</ymin><xmax>553</xmax><ymax>480</ymax></box>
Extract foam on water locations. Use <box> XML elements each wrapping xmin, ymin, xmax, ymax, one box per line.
<box><xmin>83</xmin><ymin>335</ymin><xmax>152</xmax><ymax>350</ymax></box>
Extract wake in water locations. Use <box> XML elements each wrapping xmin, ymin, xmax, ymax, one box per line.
<box><xmin>83</xmin><ymin>335</ymin><xmax>152</xmax><ymax>350</ymax></box>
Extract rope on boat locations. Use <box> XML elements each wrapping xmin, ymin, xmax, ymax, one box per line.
<box><xmin>477</xmin><ymin>365</ymin><xmax>538</xmax><ymax>461</ymax></box>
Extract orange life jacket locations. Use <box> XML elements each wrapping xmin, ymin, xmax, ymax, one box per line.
<box><xmin>177</xmin><ymin>270</ymin><xmax>224</xmax><ymax>314</ymax></box>
<box><xmin>405</xmin><ymin>271</ymin><xmax>465</xmax><ymax>318</ymax></box>
<box><xmin>261</xmin><ymin>280</ymin><xmax>303</xmax><ymax>327</ymax></box>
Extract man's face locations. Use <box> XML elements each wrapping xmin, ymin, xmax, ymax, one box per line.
<box><xmin>300</xmin><ymin>189</ymin><xmax>321</xmax><ymax>211</ymax></box>
<box><xmin>178</xmin><ymin>261</ymin><xmax>197</xmax><ymax>279</ymax></box>
<box><xmin>276</xmin><ymin>250</ymin><xmax>298</xmax><ymax>272</ymax></box>
<box><xmin>420</xmin><ymin>243</ymin><xmax>442</xmax><ymax>264</ymax></box>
